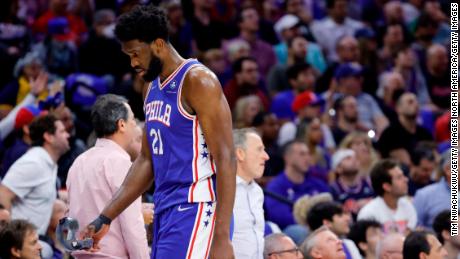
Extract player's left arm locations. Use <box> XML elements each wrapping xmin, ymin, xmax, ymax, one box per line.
<box><xmin>183</xmin><ymin>67</ymin><xmax>236</xmax><ymax>258</ymax></box>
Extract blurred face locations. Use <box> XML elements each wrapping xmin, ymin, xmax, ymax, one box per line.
<box><xmin>12</xmin><ymin>230</ymin><xmax>42</xmax><ymax>259</ymax></box>
<box><xmin>286</xmin><ymin>0</ymin><xmax>304</xmax><ymax>15</ymax></box>
<box><xmin>396</xmin><ymin>49</ymin><xmax>416</xmax><ymax>68</ymax></box>
<box><xmin>244</xmin><ymin>98</ymin><xmax>262</xmax><ymax>125</ymax></box>
<box><xmin>411</xmin><ymin>158</ymin><xmax>436</xmax><ymax>184</ymax></box>
<box><xmin>385</xmin><ymin>2</ymin><xmax>403</xmax><ymax>23</ymax></box>
<box><xmin>337</xmin><ymin>155</ymin><xmax>360</xmax><ymax>177</ymax></box>
<box><xmin>312</xmin><ymin>230</ymin><xmax>346</xmax><ymax>259</ymax></box>
<box><xmin>23</xmin><ymin>62</ymin><xmax>43</xmax><ymax>80</ymax></box>
<box><xmin>293</xmin><ymin>68</ymin><xmax>315</xmax><ymax>92</ymax></box>
<box><xmin>330</xmin><ymin>0</ymin><xmax>348</xmax><ymax>23</ymax></box>
<box><xmin>300</xmin><ymin>105</ymin><xmax>321</xmax><ymax>120</ymax></box>
<box><xmin>239</xmin><ymin>133</ymin><xmax>269</xmax><ymax>180</ymax></box>
<box><xmin>350</xmin><ymin>136</ymin><xmax>371</xmax><ymax>157</ymax></box>
<box><xmin>240</xmin><ymin>8</ymin><xmax>259</xmax><ymax>32</ymax></box>
<box><xmin>387</xmin><ymin>166</ymin><xmax>408</xmax><ymax>197</ymax></box>
<box><xmin>167</xmin><ymin>5</ymin><xmax>184</xmax><ymax>25</ymax></box>
<box><xmin>122</xmin><ymin>40</ymin><xmax>163</xmax><ymax>82</ymax></box>
<box><xmin>428</xmin><ymin>47</ymin><xmax>449</xmax><ymax>74</ymax></box>
<box><xmin>51</xmin><ymin>0</ymin><xmax>69</xmax><ymax>14</ymax></box>
<box><xmin>424</xmin><ymin>234</ymin><xmax>448</xmax><ymax>259</ymax></box>
<box><xmin>49</xmin><ymin>120</ymin><xmax>70</xmax><ymax>155</ymax></box>
<box><xmin>383</xmin><ymin>73</ymin><xmax>405</xmax><ymax>101</ymax></box>
<box><xmin>385</xmin><ymin>25</ymin><xmax>404</xmax><ymax>48</ymax></box>
<box><xmin>381</xmin><ymin>235</ymin><xmax>405</xmax><ymax>259</ymax></box>
<box><xmin>339</xmin><ymin>76</ymin><xmax>362</xmax><ymax>96</ymax></box>
<box><xmin>341</xmin><ymin>96</ymin><xmax>358</xmax><ymax>122</ymax></box>
<box><xmin>286</xmin><ymin>142</ymin><xmax>310</xmax><ymax>173</ymax></box>
<box><xmin>307</xmin><ymin>118</ymin><xmax>323</xmax><ymax>144</ymax></box>
<box><xmin>55</xmin><ymin>105</ymin><xmax>74</xmax><ymax>135</ymax></box>
<box><xmin>205</xmin><ymin>53</ymin><xmax>226</xmax><ymax>75</ymax></box>
<box><xmin>268</xmin><ymin>236</ymin><xmax>303</xmax><ymax>259</ymax></box>
<box><xmin>238</xmin><ymin>60</ymin><xmax>259</xmax><ymax>86</ymax></box>
<box><xmin>193</xmin><ymin>0</ymin><xmax>215</xmax><ymax>9</ymax></box>
<box><xmin>290</xmin><ymin>37</ymin><xmax>308</xmax><ymax>60</ymax></box>
<box><xmin>338</xmin><ymin>37</ymin><xmax>360</xmax><ymax>62</ymax></box>
<box><xmin>261</xmin><ymin>114</ymin><xmax>280</xmax><ymax>141</ymax></box>
<box><xmin>330</xmin><ymin>212</ymin><xmax>351</xmax><ymax>236</ymax></box>
<box><xmin>366</xmin><ymin>227</ymin><xmax>383</xmax><ymax>255</ymax></box>
<box><xmin>397</xmin><ymin>93</ymin><xmax>419</xmax><ymax>119</ymax></box>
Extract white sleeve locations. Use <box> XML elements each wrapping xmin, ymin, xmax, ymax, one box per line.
<box><xmin>2</xmin><ymin>158</ymin><xmax>46</xmax><ymax>199</ymax></box>
<box><xmin>277</xmin><ymin>122</ymin><xmax>297</xmax><ymax>147</ymax></box>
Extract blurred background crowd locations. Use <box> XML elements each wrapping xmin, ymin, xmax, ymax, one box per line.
<box><xmin>0</xmin><ymin>0</ymin><xmax>456</xmax><ymax>258</ymax></box>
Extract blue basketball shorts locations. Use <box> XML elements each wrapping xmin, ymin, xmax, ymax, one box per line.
<box><xmin>151</xmin><ymin>201</ymin><xmax>233</xmax><ymax>259</ymax></box>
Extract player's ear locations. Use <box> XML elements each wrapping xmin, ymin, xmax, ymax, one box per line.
<box><xmin>151</xmin><ymin>39</ymin><xmax>165</xmax><ymax>55</ymax></box>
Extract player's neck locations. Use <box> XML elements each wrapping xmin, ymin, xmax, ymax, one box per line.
<box><xmin>159</xmin><ymin>48</ymin><xmax>186</xmax><ymax>83</ymax></box>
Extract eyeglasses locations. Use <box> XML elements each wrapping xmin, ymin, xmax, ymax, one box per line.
<box><xmin>268</xmin><ymin>247</ymin><xmax>301</xmax><ymax>256</ymax></box>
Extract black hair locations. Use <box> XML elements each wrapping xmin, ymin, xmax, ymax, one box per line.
<box><xmin>287</xmin><ymin>62</ymin><xmax>312</xmax><ymax>81</ymax></box>
<box><xmin>114</xmin><ymin>4</ymin><xmax>169</xmax><ymax>43</ymax></box>
<box><xmin>232</xmin><ymin>56</ymin><xmax>257</xmax><ymax>74</ymax></box>
<box><xmin>281</xmin><ymin>139</ymin><xmax>306</xmax><ymax>157</ymax></box>
<box><xmin>411</xmin><ymin>146</ymin><xmax>436</xmax><ymax>166</ymax></box>
<box><xmin>236</xmin><ymin>5</ymin><xmax>256</xmax><ymax>25</ymax></box>
<box><xmin>432</xmin><ymin>210</ymin><xmax>450</xmax><ymax>244</ymax></box>
<box><xmin>0</xmin><ymin>220</ymin><xmax>37</xmax><ymax>259</ymax></box>
<box><xmin>326</xmin><ymin>0</ymin><xmax>346</xmax><ymax>9</ymax></box>
<box><xmin>306</xmin><ymin>201</ymin><xmax>344</xmax><ymax>230</ymax></box>
<box><xmin>91</xmin><ymin>94</ymin><xmax>129</xmax><ymax>138</ymax></box>
<box><xmin>348</xmin><ymin>219</ymin><xmax>382</xmax><ymax>256</ymax></box>
<box><xmin>287</xmin><ymin>35</ymin><xmax>307</xmax><ymax>49</ymax></box>
<box><xmin>370</xmin><ymin>159</ymin><xmax>399</xmax><ymax>196</ymax></box>
<box><xmin>252</xmin><ymin>111</ymin><xmax>269</xmax><ymax>127</ymax></box>
<box><xmin>29</xmin><ymin>114</ymin><xmax>58</xmax><ymax>147</ymax></box>
<box><xmin>403</xmin><ymin>231</ymin><xmax>434</xmax><ymax>259</ymax></box>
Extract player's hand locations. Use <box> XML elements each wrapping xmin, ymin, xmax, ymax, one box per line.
<box><xmin>81</xmin><ymin>215</ymin><xmax>111</xmax><ymax>252</ymax></box>
<box><xmin>209</xmin><ymin>234</ymin><xmax>234</xmax><ymax>259</ymax></box>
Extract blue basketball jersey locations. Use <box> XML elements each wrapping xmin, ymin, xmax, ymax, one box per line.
<box><xmin>144</xmin><ymin>59</ymin><xmax>217</xmax><ymax>215</ymax></box>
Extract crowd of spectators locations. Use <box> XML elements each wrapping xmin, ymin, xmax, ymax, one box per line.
<box><xmin>0</xmin><ymin>0</ymin><xmax>455</xmax><ymax>258</ymax></box>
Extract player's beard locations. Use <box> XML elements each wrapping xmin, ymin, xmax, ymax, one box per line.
<box><xmin>143</xmin><ymin>53</ymin><xmax>163</xmax><ymax>82</ymax></box>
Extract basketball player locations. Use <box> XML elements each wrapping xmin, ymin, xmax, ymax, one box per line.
<box><xmin>82</xmin><ymin>5</ymin><xmax>236</xmax><ymax>259</ymax></box>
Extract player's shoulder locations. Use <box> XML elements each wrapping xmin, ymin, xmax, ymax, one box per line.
<box><xmin>185</xmin><ymin>64</ymin><xmax>220</xmax><ymax>85</ymax></box>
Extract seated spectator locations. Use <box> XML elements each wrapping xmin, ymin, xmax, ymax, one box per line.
<box><xmin>226</xmin><ymin>6</ymin><xmax>276</xmax><ymax>77</ymax></box>
<box><xmin>330</xmin><ymin>149</ymin><xmax>374</xmax><ymax>216</ymax></box>
<box><xmin>377</xmin><ymin>92</ymin><xmax>433</xmax><ymax>166</ymax></box>
<box><xmin>306</xmin><ymin>201</ymin><xmax>361</xmax><ymax>259</ymax></box>
<box><xmin>331</xmin><ymin>95</ymin><xmax>369</xmax><ymax>145</ymax></box>
<box><xmin>252</xmin><ymin>112</ymin><xmax>282</xmax><ymax>179</ymax></box>
<box><xmin>224</xmin><ymin>57</ymin><xmax>270</xmax><ymax>111</ymax></box>
<box><xmin>375</xmin><ymin>71</ymin><xmax>405</xmax><ymax>124</ymax></box>
<box><xmin>161</xmin><ymin>0</ymin><xmax>193</xmax><ymax>58</ymax></box>
<box><xmin>78</xmin><ymin>9</ymin><xmax>131</xmax><ymax>83</ymax></box>
<box><xmin>377</xmin><ymin>23</ymin><xmax>405</xmax><ymax>73</ymax></box>
<box><xmin>272</xmin><ymin>15</ymin><xmax>326</xmax><ymax>74</ymax></box>
<box><xmin>43</xmin><ymin>199</ymin><xmax>67</xmax><ymax>259</ymax></box>
<box><xmin>0</xmin><ymin>114</ymin><xmax>69</xmax><ymax>236</ymax></box>
<box><xmin>357</xmin><ymin>159</ymin><xmax>417</xmax><ymax>234</ymax></box>
<box><xmin>403</xmin><ymin>230</ymin><xmax>447</xmax><ymax>259</ymax></box>
<box><xmin>233</xmin><ymin>95</ymin><xmax>264</xmax><ymax>129</ymax></box>
<box><xmin>339</xmin><ymin>132</ymin><xmax>378</xmax><ymax>178</ymax></box>
<box><xmin>391</xmin><ymin>46</ymin><xmax>431</xmax><ymax>107</ymax></box>
<box><xmin>348</xmin><ymin>220</ymin><xmax>383</xmax><ymax>259</ymax></box>
<box><xmin>188</xmin><ymin>0</ymin><xmax>224</xmax><ymax>52</ymax></box>
<box><xmin>328</xmin><ymin>63</ymin><xmax>389</xmax><ymax>137</ymax></box>
<box><xmin>263</xmin><ymin>233</ymin><xmax>303</xmax><ymax>259</ymax></box>
<box><xmin>413</xmin><ymin>149</ymin><xmax>451</xmax><ymax>228</ymax></box>
<box><xmin>32</xmin><ymin>0</ymin><xmax>87</xmax><ymax>45</ymax></box>
<box><xmin>310</xmin><ymin>0</ymin><xmax>364</xmax><ymax>62</ymax></box>
<box><xmin>265</xmin><ymin>140</ymin><xmax>329</xmax><ymax>230</ymax></box>
<box><xmin>201</xmin><ymin>48</ymin><xmax>231</xmax><ymax>85</ymax></box>
<box><xmin>232</xmin><ymin>128</ymin><xmax>269</xmax><ymax>258</ymax></box>
<box><xmin>375</xmin><ymin>232</ymin><xmax>405</xmax><ymax>259</ymax></box>
<box><xmin>424</xmin><ymin>44</ymin><xmax>450</xmax><ymax>111</ymax></box>
<box><xmin>408</xmin><ymin>146</ymin><xmax>436</xmax><ymax>196</ymax></box>
<box><xmin>0</xmin><ymin>219</ymin><xmax>42</xmax><ymax>259</ymax></box>
<box><xmin>300</xmin><ymin>226</ymin><xmax>347</xmax><ymax>259</ymax></box>
<box><xmin>270</xmin><ymin>63</ymin><xmax>316</xmax><ymax>121</ymax></box>
<box><xmin>433</xmin><ymin>210</ymin><xmax>460</xmax><ymax>259</ymax></box>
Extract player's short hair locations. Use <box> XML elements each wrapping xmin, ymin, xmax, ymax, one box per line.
<box><xmin>91</xmin><ymin>94</ymin><xmax>129</xmax><ymax>138</ymax></box>
<box><xmin>114</xmin><ymin>4</ymin><xmax>169</xmax><ymax>43</ymax></box>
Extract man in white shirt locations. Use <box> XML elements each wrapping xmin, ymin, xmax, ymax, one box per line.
<box><xmin>0</xmin><ymin>114</ymin><xmax>69</xmax><ymax>235</ymax></box>
<box><xmin>357</xmin><ymin>159</ymin><xmax>417</xmax><ymax>234</ymax></box>
<box><xmin>232</xmin><ymin>128</ymin><xmax>269</xmax><ymax>259</ymax></box>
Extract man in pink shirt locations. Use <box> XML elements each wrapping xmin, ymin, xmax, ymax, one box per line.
<box><xmin>66</xmin><ymin>94</ymin><xmax>149</xmax><ymax>259</ymax></box>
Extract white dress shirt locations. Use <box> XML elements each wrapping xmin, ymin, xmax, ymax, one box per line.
<box><xmin>233</xmin><ymin>176</ymin><xmax>265</xmax><ymax>259</ymax></box>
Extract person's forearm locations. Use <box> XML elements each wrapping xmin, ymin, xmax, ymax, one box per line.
<box><xmin>213</xmin><ymin>153</ymin><xmax>236</xmax><ymax>236</ymax></box>
<box><xmin>101</xmin><ymin>156</ymin><xmax>153</xmax><ymax>220</ymax></box>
